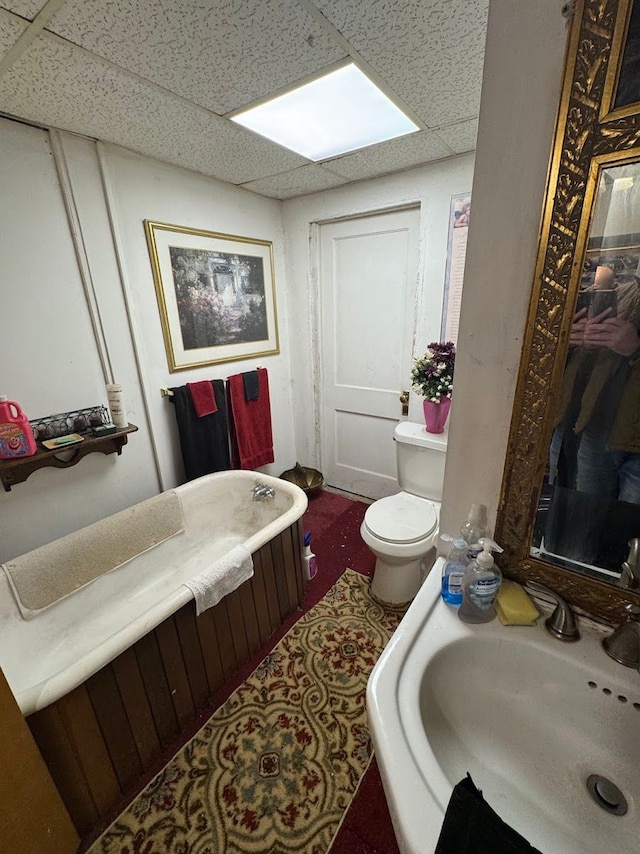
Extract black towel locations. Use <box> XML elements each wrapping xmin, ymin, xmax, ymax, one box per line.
<box><xmin>435</xmin><ymin>774</ymin><xmax>543</xmax><ymax>854</ymax></box>
<box><xmin>169</xmin><ymin>380</ymin><xmax>230</xmax><ymax>481</ymax></box>
<box><xmin>242</xmin><ymin>370</ymin><xmax>260</xmax><ymax>401</ymax></box>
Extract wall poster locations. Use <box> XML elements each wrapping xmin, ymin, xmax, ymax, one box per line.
<box><xmin>440</xmin><ymin>192</ymin><xmax>471</xmax><ymax>345</ymax></box>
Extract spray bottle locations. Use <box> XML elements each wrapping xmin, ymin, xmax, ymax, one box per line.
<box><xmin>458</xmin><ymin>537</ymin><xmax>503</xmax><ymax>624</ymax></box>
<box><xmin>303</xmin><ymin>531</ymin><xmax>317</xmax><ymax>580</ymax></box>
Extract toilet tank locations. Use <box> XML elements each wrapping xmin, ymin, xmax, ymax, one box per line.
<box><xmin>395</xmin><ymin>421</ymin><xmax>447</xmax><ymax>501</ymax></box>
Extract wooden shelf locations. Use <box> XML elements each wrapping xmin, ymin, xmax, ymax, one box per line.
<box><xmin>0</xmin><ymin>424</ymin><xmax>138</xmax><ymax>492</ymax></box>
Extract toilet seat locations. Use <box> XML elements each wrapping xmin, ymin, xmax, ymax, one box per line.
<box><xmin>364</xmin><ymin>493</ymin><xmax>438</xmax><ymax>544</ymax></box>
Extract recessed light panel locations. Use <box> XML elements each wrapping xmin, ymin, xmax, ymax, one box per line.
<box><xmin>231</xmin><ymin>63</ymin><xmax>419</xmax><ymax>162</ymax></box>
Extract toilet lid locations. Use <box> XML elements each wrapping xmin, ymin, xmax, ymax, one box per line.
<box><xmin>364</xmin><ymin>493</ymin><xmax>438</xmax><ymax>544</ymax></box>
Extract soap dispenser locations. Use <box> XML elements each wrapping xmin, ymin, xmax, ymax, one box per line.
<box><xmin>458</xmin><ymin>537</ymin><xmax>503</xmax><ymax>624</ymax></box>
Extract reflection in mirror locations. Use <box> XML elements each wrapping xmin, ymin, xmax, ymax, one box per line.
<box><xmin>531</xmin><ymin>162</ymin><xmax>640</xmax><ymax>588</ymax></box>
<box><xmin>615</xmin><ymin>0</ymin><xmax>640</xmax><ymax>109</ymax></box>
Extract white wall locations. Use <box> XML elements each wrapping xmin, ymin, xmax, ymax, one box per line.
<box><xmin>282</xmin><ymin>153</ymin><xmax>475</xmax><ymax>469</ymax></box>
<box><xmin>438</xmin><ymin>0</ymin><xmax>570</xmax><ymax>541</ymax></box>
<box><xmin>0</xmin><ymin>122</ymin><xmax>295</xmax><ymax>562</ymax></box>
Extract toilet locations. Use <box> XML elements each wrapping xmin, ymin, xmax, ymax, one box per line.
<box><xmin>360</xmin><ymin>421</ymin><xmax>447</xmax><ymax>605</ymax></box>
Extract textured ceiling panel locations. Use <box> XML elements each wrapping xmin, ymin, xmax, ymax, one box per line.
<box><xmin>0</xmin><ymin>7</ymin><xmax>27</xmax><ymax>57</ymax></box>
<box><xmin>47</xmin><ymin>0</ymin><xmax>346</xmax><ymax>114</ymax></box>
<box><xmin>313</xmin><ymin>0</ymin><xmax>488</xmax><ymax>127</ymax></box>
<box><xmin>240</xmin><ymin>163</ymin><xmax>348</xmax><ymax>199</ymax></box>
<box><xmin>435</xmin><ymin>118</ymin><xmax>478</xmax><ymax>154</ymax></box>
<box><xmin>0</xmin><ymin>1</ymin><xmax>47</xmax><ymax>19</ymax></box>
<box><xmin>0</xmin><ymin>32</ymin><xmax>307</xmax><ymax>183</ymax></box>
<box><xmin>324</xmin><ymin>130</ymin><xmax>454</xmax><ymax>182</ymax></box>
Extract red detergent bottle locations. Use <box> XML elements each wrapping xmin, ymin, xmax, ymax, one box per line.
<box><xmin>0</xmin><ymin>396</ymin><xmax>37</xmax><ymax>459</ymax></box>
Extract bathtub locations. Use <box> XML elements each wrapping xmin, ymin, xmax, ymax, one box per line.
<box><xmin>0</xmin><ymin>470</ymin><xmax>307</xmax><ymax>717</ymax></box>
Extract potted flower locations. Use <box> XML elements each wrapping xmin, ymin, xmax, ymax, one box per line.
<box><xmin>411</xmin><ymin>341</ymin><xmax>455</xmax><ymax>433</ymax></box>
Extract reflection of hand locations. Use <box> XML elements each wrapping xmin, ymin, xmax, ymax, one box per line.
<box><xmin>582</xmin><ymin>315</ymin><xmax>640</xmax><ymax>356</ymax></box>
<box><xmin>570</xmin><ymin>307</ymin><xmax>588</xmax><ymax>345</ymax></box>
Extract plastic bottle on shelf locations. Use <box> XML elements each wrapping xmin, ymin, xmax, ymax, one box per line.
<box><xmin>458</xmin><ymin>537</ymin><xmax>504</xmax><ymax>624</ymax></box>
<box><xmin>460</xmin><ymin>503</ymin><xmax>489</xmax><ymax>546</ymax></box>
<box><xmin>440</xmin><ymin>536</ymin><xmax>470</xmax><ymax>606</ymax></box>
<box><xmin>303</xmin><ymin>531</ymin><xmax>318</xmax><ymax>580</ymax></box>
<box><xmin>106</xmin><ymin>383</ymin><xmax>127</xmax><ymax>429</ymax></box>
<box><xmin>0</xmin><ymin>396</ymin><xmax>37</xmax><ymax>459</ymax></box>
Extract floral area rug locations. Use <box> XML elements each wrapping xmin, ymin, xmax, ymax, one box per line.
<box><xmin>88</xmin><ymin>569</ymin><xmax>406</xmax><ymax>854</ymax></box>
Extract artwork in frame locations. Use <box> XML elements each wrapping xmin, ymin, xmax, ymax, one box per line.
<box><xmin>144</xmin><ymin>220</ymin><xmax>280</xmax><ymax>372</ymax></box>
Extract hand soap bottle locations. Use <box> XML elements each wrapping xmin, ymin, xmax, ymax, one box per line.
<box><xmin>458</xmin><ymin>537</ymin><xmax>503</xmax><ymax>624</ymax></box>
<box><xmin>441</xmin><ymin>536</ymin><xmax>469</xmax><ymax>606</ymax></box>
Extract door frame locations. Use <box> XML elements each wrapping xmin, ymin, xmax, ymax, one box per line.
<box><xmin>310</xmin><ymin>201</ymin><xmax>425</xmax><ymax>491</ymax></box>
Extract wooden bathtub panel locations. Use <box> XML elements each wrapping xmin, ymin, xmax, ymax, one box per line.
<box><xmin>225</xmin><ymin>586</ymin><xmax>250</xmax><ymax>668</ymax></box>
<box><xmin>238</xmin><ymin>576</ymin><xmax>262</xmax><ymax>657</ymax></box>
<box><xmin>271</xmin><ymin>535</ymin><xmax>295</xmax><ymax>619</ymax></box>
<box><xmin>134</xmin><ymin>630</ymin><xmax>180</xmax><ymax>750</ymax></box>
<box><xmin>195</xmin><ymin>608</ymin><xmax>226</xmax><ymax>696</ymax></box>
<box><xmin>86</xmin><ymin>666</ymin><xmax>143</xmax><ymax>793</ymax></box>
<box><xmin>257</xmin><ymin>546</ymin><xmax>281</xmax><ymax>634</ymax></box>
<box><xmin>212</xmin><ymin>598</ymin><xmax>239</xmax><ymax>681</ymax></box>
<box><xmin>174</xmin><ymin>607</ymin><xmax>210</xmax><ymax>713</ymax></box>
<box><xmin>28</xmin><ymin>523</ymin><xmax>305</xmax><ymax>838</ymax></box>
<box><xmin>248</xmin><ymin>553</ymin><xmax>274</xmax><ymax>646</ymax></box>
<box><xmin>27</xmin><ymin>701</ymin><xmax>99</xmax><ymax>831</ymax></box>
<box><xmin>111</xmin><ymin>648</ymin><xmax>161</xmax><ymax>768</ymax></box>
<box><xmin>155</xmin><ymin>617</ymin><xmax>196</xmax><ymax>731</ymax></box>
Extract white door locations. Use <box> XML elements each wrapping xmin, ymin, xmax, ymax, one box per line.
<box><xmin>319</xmin><ymin>207</ymin><xmax>420</xmax><ymax>499</ymax></box>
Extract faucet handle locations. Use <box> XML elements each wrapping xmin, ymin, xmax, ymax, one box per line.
<box><xmin>602</xmin><ymin>603</ymin><xmax>640</xmax><ymax>667</ymax></box>
<box><xmin>526</xmin><ymin>581</ymin><xmax>580</xmax><ymax>642</ymax></box>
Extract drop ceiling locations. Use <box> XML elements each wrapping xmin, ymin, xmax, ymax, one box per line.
<box><xmin>0</xmin><ymin>0</ymin><xmax>487</xmax><ymax>199</ymax></box>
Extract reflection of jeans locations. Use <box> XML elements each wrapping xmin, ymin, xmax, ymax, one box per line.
<box><xmin>576</xmin><ymin>428</ymin><xmax>640</xmax><ymax>503</ymax></box>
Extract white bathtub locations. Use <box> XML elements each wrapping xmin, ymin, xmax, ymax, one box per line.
<box><xmin>0</xmin><ymin>471</ymin><xmax>307</xmax><ymax>716</ymax></box>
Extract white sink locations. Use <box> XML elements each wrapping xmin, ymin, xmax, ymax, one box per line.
<box><xmin>367</xmin><ymin>557</ymin><xmax>639</xmax><ymax>854</ymax></box>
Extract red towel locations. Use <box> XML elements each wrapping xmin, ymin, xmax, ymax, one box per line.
<box><xmin>227</xmin><ymin>368</ymin><xmax>274</xmax><ymax>470</ymax></box>
<box><xmin>187</xmin><ymin>381</ymin><xmax>218</xmax><ymax>417</ymax></box>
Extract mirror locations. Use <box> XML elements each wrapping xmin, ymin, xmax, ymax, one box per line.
<box><xmin>495</xmin><ymin>0</ymin><xmax>640</xmax><ymax>624</ymax></box>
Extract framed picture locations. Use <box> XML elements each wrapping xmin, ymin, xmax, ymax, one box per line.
<box><xmin>144</xmin><ymin>221</ymin><xmax>280</xmax><ymax>372</ymax></box>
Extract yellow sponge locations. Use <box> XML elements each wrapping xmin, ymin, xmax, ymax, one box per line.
<box><xmin>495</xmin><ymin>580</ymin><xmax>540</xmax><ymax>626</ymax></box>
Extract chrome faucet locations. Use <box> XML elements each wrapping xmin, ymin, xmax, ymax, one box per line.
<box><xmin>252</xmin><ymin>483</ymin><xmax>275</xmax><ymax>501</ymax></box>
<box><xmin>526</xmin><ymin>581</ymin><xmax>580</xmax><ymax>642</ymax></box>
<box><xmin>618</xmin><ymin>539</ymin><xmax>640</xmax><ymax>590</ymax></box>
<box><xmin>602</xmin><ymin>604</ymin><xmax>640</xmax><ymax>668</ymax></box>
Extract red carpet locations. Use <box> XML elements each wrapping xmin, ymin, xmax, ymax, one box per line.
<box><xmin>302</xmin><ymin>490</ymin><xmax>400</xmax><ymax>854</ymax></box>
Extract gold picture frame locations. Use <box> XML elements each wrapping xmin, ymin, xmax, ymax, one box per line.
<box><xmin>495</xmin><ymin>0</ymin><xmax>640</xmax><ymax>624</ymax></box>
<box><xmin>144</xmin><ymin>221</ymin><xmax>279</xmax><ymax>372</ymax></box>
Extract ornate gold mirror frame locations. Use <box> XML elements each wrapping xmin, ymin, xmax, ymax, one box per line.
<box><xmin>495</xmin><ymin>0</ymin><xmax>640</xmax><ymax>624</ymax></box>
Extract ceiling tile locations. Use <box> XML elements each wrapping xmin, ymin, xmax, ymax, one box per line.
<box><xmin>0</xmin><ymin>7</ymin><xmax>27</xmax><ymax>57</ymax></box>
<box><xmin>0</xmin><ymin>1</ymin><xmax>47</xmax><ymax>19</ymax></box>
<box><xmin>324</xmin><ymin>130</ymin><xmax>454</xmax><ymax>182</ymax></box>
<box><xmin>240</xmin><ymin>163</ymin><xmax>349</xmax><ymax>199</ymax></box>
<box><xmin>435</xmin><ymin>118</ymin><xmax>478</xmax><ymax>154</ymax></box>
<box><xmin>46</xmin><ymin>0</ymin><xmax>347</xmax><ymax>115</ymax></box>
<box><xmin>313</xmin><ymin>0</ymin><xmax>487</xmax><ymax>127</ymax></box>
<box><xmin>0</xmin><ymin>32</ymin><xmax>308</xmax><ymax>183</ymax></box>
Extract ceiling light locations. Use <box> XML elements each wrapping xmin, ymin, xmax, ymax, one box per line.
<box><xmin>230</xmin><ymin>63</ymin><xmax>419</xmax><ymax>162</ymax></box>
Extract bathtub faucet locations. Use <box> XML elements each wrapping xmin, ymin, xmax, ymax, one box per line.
<box><xmin>253</xmin><ymin>483</ymin><xmax>275</xmax><ymax>501</ymax></box>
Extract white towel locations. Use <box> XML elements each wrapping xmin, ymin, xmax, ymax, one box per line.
<box><xmin>184</xmin><ymin>543</ymin><xmax>254</xmax><ymax>616</ymax></box>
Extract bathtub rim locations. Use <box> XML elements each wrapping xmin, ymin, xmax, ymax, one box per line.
<box><xmin>3</xmin><ymin>471</ymin><xmax>307</xmax><ymax>715</ymax></box>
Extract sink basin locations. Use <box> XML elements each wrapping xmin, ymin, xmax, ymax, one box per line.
<box><xmin>367</xmin><ymin>558</ymin><xmax>639</xmax><ymax>854</ymax></box>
